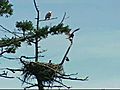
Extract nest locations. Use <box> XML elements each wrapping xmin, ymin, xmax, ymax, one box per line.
<box><xmin>21</xmin><ymin>61</ymin><xmax>64</xmax><ymax>84</ymax></box>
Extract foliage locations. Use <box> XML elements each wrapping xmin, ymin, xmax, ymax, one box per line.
<box><xmin>0</xmin><ymin>0</ymin><xmax>88</xmax><ymax>90</ymax></box>
<box><xmin>0</xmin><ymin>0</ymin><xmax>13</xmax><ymax>17</ymax></box>
<box><xmin>16</xmin><ymin>20</ymin><xmax>34</xmax><ymax>33</ymax></box>
<box><xmin>0</xmin><ymin>37</ymin><xmax>21</xmax><ymax>53</ymax></box>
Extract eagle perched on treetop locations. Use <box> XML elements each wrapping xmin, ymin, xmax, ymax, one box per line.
<box><xmin>45</xmin><ymin>11</ymin><xmax>52</xmax><ymax>20</ymax></box>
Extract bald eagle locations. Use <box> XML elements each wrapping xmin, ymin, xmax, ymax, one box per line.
<box><xmin>45</xmin><ymin>11</ymin><xmax>52</xmax><ymax>20</ymax></box>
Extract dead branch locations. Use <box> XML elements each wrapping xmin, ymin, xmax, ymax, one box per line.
<box><xmin>6</xmin><ymin>68</ymin><xmax>23</xmax><ymax>73</ymax></box>
<box><xmin>0</xmin><ymin>50</ymin><xmax>7</xmax><ymax>56</ymax></box>
<box><xmin>24</xmin><ymin>84</ymin><xmax>63</xmax><ymax>90</ymax></box>
<box><xmin>63</xmin><ymin>73</ymin><xmax>78</xmax><ymax>76</ymax></box>
<box><xmin>54</xmin><ymin>79</ymin><xmax>71</xmax><ymax>89</ymax></box>
<box><xmin>60</xmin><ymin>12</ymin><xmax>66</xmax><ymax>24</ymax></box>
<box><xmin>0</xmin><ymin>24</ymin><xmax>20</xmax><ymax>37</ymax></box>
<box><xmin>59</xmin><ymin>42</ymin><xmax>73</xmax><ymax>65</ymax></box>
<box><xmin>1</xmin><ymin>55</ymin><xmax>44</xmax><ymax>61</ymax></box>
<box><xmin>1</xmin><ymin>55</ymin><xmax>20</xmax><ymax>60</ymax></box>
<box><xmin>20</xmin><ymin>55</ymin><xmax>44</xmax><ymax>60</ymax></box>
<box><xmin>0</xmin><ymin>74</ymin><xmax>14</xmax><ymax>78</ymax></box>
<box><xmin>0</xmin><ymin>71</ymin><xmax>14</xmax><ymax>78</ymax></box>
<box><xmin>17</xmin><ymin>77</ymin><xmax>35</xmax><ymax>85</ymax></box>
<box><xmin>24</xmin><ymin>84</ymin><xmax>37</xmax><ymax>90</ymax></box>
<box><xmin>66</xmin><ymin>28</ymin><xmax>80</xmax><ymax>43</ymax></box>
<box><xmin>33</xmin><ymin>0</ymin><xmax>39</xmax><ymax>15</ymax></box>
<box><xmin>39</xmin><ymin>17</ymin><xmax>58</xmax><ymax>21</ymax></box>
<box><xmin>57</xmin><ymin>76</ymin><xmax>89</xmax><ymax>81</ymax></box>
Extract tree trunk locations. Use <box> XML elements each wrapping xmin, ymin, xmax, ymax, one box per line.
<box><xmin>37</xmin><ymin>78</ymin><xmax>44</xmax><ymax>90</ymax></box>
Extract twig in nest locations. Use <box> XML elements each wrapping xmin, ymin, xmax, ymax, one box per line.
<box><xmin>17</xmin><ymin>77</ymin><xmax>37</xmax><ymax>86</ymax></box>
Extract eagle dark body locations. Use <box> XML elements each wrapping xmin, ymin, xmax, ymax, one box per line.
<box><xmin>45</xmin><ymin>11</ymin><xmax>52</xmax><ymax>20</ymax></box>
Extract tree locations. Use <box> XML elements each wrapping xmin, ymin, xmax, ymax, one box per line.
<box><xmin>0</xmin><ymin>0</ymin><xmax>13</xmax><ymax>17</ymax></box>
<box><xmin>0</xmin><ymin>0</ymin><xmax>88</xmax><ymax>90</ymax></box>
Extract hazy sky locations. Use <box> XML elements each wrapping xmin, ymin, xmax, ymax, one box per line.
<box><xmin>0</xmin><ymin>0</ymin><xmax>120</xmax><ymax>89</ymax></box>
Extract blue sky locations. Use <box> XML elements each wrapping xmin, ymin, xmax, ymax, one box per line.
<box><xmin>0</xmin><ymin>0</ymin><xmax>120</xmax><ymax>89</ymax></box>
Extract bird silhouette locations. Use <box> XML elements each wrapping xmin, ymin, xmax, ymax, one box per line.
<box><xmin>45</xmin><ymin>11</ymin><xmax>52</xmax><ymax>20</ymax></box>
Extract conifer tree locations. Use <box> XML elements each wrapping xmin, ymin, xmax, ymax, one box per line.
<box><xmin>0</xmin><ymin>0</ymin><xmax>88</xmax><ymax>89</ymax></box>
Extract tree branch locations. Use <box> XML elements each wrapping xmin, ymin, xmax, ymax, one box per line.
<box><xmin>60</xmin><ymin>12</ymin><xmax>66</xmax><ymax>24</ymax></box>
<box><xmin>54</xmin><ymin>79</ymin><xmax>71</xmax><ymax>89</ymax></box>
<box><xmin>0</xmin><ymin>71</ymin><xmax>14</xmax><ymax>78</ymax></box>
<box><xmin>62</xmin><ymin>73</ymin><xmax>78</xmax><ymax>76</ymax></box>
<box><xmin>39</xmin><ymin>17</ymin><xmax>58</xmax><ymax>21</ymax></box>
<box><xmin>0</xmin><ymin>74</ymin><xmax>14</xmax><ymax>78</ymax></box>
<box><xmin>1</xmin><ymin>55</ymin><xmax>20</xmax><ymax>60</ymax></box>
<box><xmin>59</xmin><ymin>42</ymin><xmax>73</xmax><ymax>65</ymax></box>
<box><xmin>57</xmin><ymin>76</ymin><xmax>89</xmax><ymax>81</ymax></box>
<box><xmin>24</xmin><ymin>84</ymin><xmax>37</xmax><ymax>90</ymax></box>
<box><xmin>33</xmin><ymin>0</ymin><xmax>39</xmax><ymax>14</ymax></box>
<box><xmin>6</xmin><ymin>68</ymin><xmax>23</xmax><ymax>73</ymax></box>
<box><xmin>0</xmin><ymin>50</ymin><xmax>7</xmax><ymax>56</ymax></box>
<box><xmin>0</xmin><ymin>24</ymin><xmax>20</xmax><ymax>37</ymax></box>
<box><xmin>17</xmin><ymin>77</ymin><xmax>37</xmax><ymax>86</ymax></box>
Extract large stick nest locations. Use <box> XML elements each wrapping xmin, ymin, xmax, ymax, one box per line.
<box><xmin>21</xmin><ymin>61</ymin><xmax>64</xmax><ymax>84</ymax></box>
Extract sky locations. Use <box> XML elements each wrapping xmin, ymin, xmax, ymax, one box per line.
<box><xmin>0</xmin><ymin>0</ymin><xmax>120</xmax><ymax>89</ymax></box>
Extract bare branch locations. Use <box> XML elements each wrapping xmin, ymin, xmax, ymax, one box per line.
<box><xmin>33</xmin><ymin>0</ymin><xmax>39</xmax><ymax>14</ymax></box>
<box><xmin>0</xmin><ymin>75</ymin><xmax>14</xmax><ymax>78</ymax></box>
<box><xmin>0</xmin><ymin>24</ymin><xmax>20</xmax><ymax>37</ymax></box>
<box><xmin>63</xmin><ymin>73</ymin><xmax>78</xmax><ymax>76</ymax></box>
<box><xmin>60</xmin><ymin>12</ymin><xmax>66</xmax><ymax>24</ymax></box>
<box><xmin>24</xmin><ymin>82</ymin><xmax>63</xmax><ymax>90</ymax></box>
<box><xmin>38</xmin><ymin>49</ymin><xmax>47</xmax><ymax>53</ymax></box>
<box><xmin>1</xmin><ymin>55</ymin><xmax>44</xmax><ymax>61</ymax></box>
<box><xmin>6</xmin><ymin>68</ymin><xmax>23</xmax><ymax>73</ymax></box>
<box><xmin>20</xmin><ymin>55</ymin><xmax>44</xmax><ymax>60</ymax></box>
<box><xmin>59</xmin><ymin>42</ymin><xmax>73</xmax><ymax>65</ymax></box>
<box><xmin>58</xmin><ymin>76</ymin><xmax>89</xmax><ymax>81</ymax></box>
<box><xmin>0</xmin><ymin>50</ymin><xmax>7</xmax><ymax>56</ymax></box>
<box><xmin>44</xmin><ymin>85</ymin><xmax>63</xmax><ymax>88</ymax></box>
<box><xmin>1</xmin><ymin>55</ymin><xmax>20</xmax><ymax>60</ymax></box>
<box><xmin>54</xmin><ymin>79</ymin><xmax>71</xmax><ymax>89</ymax></box>
<box><xmin>17</xmin><ymin>77</ymin><xmax>37</xmax><ymax>86</ymax></box>
<box><xmin>24</xmin><ymin>84</ymin><xmax>37</xmax><ymax>89</ymax></box>
<box><xmin>39</xmin><ymin>17</ymin><xmax>58</xmax><ymax>21</ymax></box>
<box><xmin>0</xmin><ymin>71</ymin><xmax>14</xmax><ymax>78</ymax></box>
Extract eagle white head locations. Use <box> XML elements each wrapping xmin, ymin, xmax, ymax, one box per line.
<box><xmin>48</xmin><ymin>11</ymin><xmax>52</xmax><ymax>13</ymax></box>
<box><xmin>45</xmin><ymin>11</ymin><xmax>52</xmax><ymax>20</ymax></box>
